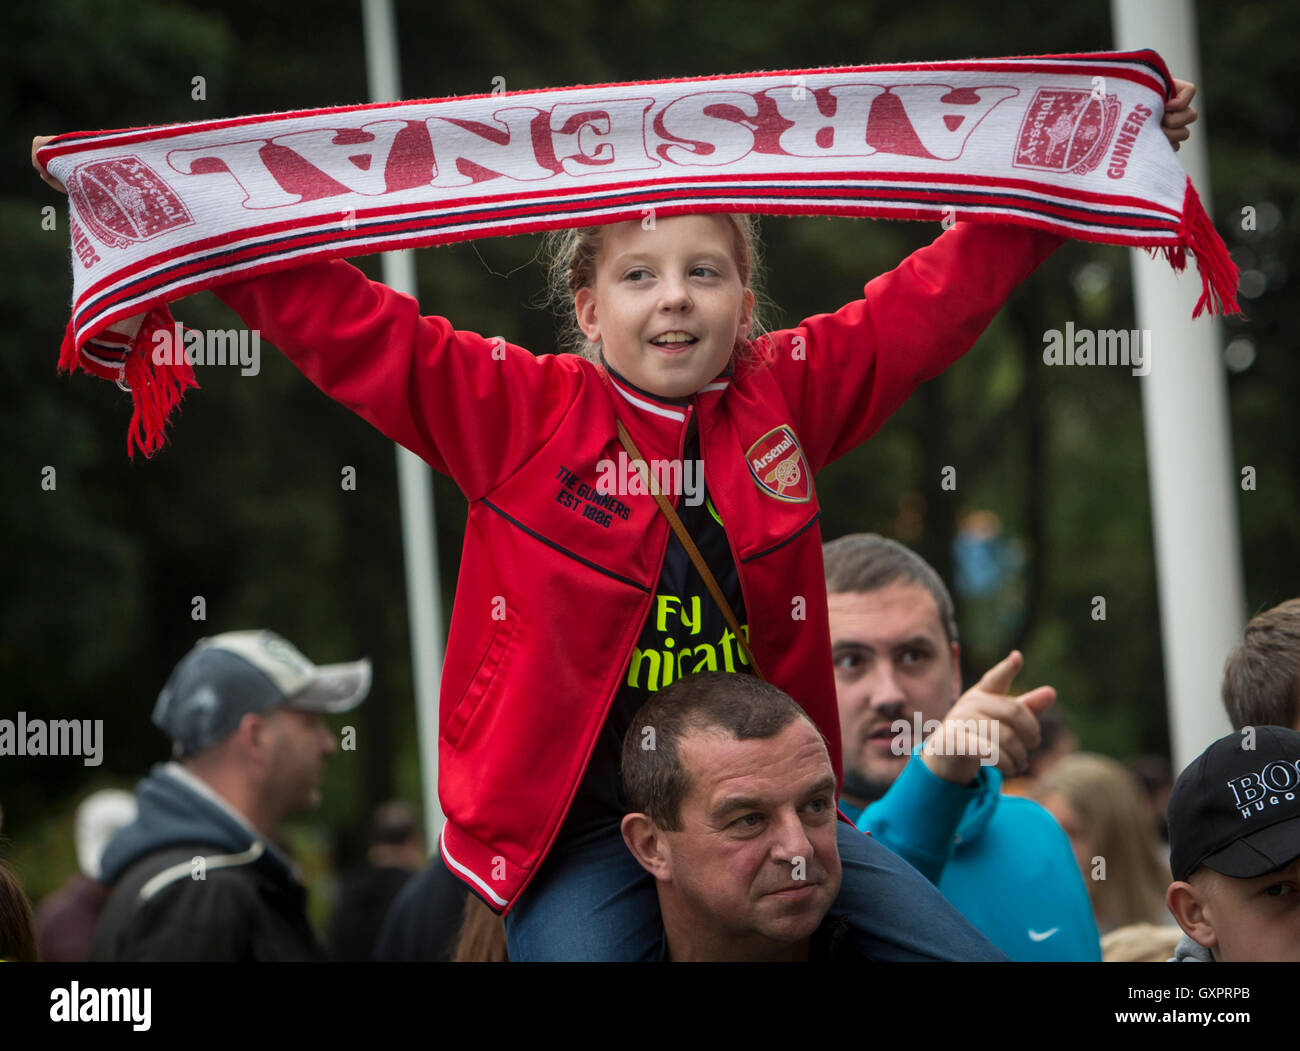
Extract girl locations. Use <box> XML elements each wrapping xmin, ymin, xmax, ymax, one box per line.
<box><xmin>32</xmin><ymin>82</ymin><xmax>1197</xmax><ymax>960</ymax></box>
<box><xmin>213</xmin><ymin>209</ymin><xmax>1051</xmax><ymax>962</ymax></box>
<box><xmin>1036</xmin><ymin>754</ymin><xmax>1174</xmax><ymax>935</ymax></box>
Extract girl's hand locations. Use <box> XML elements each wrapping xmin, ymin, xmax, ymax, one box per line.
<box><xmin>1163</xmin><ymin>79</ymin><xmax>1197</xmax><ymax>151</ymax></box>
<box><xmin>32</xmin><ymin>135</ymin><xmax>66</xmax><ymax>193</ymax></box>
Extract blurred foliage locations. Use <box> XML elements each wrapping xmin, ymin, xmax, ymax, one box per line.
<box><xmin>1</xmin><ymin>0</ymin><xmax>1295</xmax><ymax>923</ymax></box>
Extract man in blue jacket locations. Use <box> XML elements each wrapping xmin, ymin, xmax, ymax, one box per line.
<box><xmin>823</xmin><ymin>533</ymin><xmax>1100</xmax><ymax>961</ymax></box>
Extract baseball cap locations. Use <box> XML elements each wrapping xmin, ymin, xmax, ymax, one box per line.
<box><xmin>1167</xmin><ymin>726</ymin><xmax>1300</xmax><ymax>883</ymax></box>
<box><xmin>152</xmin><ymin>630</ymin><xmax>371</xmax><ymax>756</ymax></box>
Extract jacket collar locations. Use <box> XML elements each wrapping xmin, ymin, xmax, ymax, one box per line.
<box><xmin>599</xmin><ymin>354</ymin><xmax>732</xmax><ymax>454</ymax></box>
<box><xmin>162</xmin><ymin>762</ymin><xmax>297</xmax><ymax>876</ymax></box>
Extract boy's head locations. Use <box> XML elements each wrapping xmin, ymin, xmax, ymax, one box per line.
<box><xmin>1165</xmin><ymin>727</ymin><xmax>1300</xmax><ymax>961</ymax></box>
<box><xmin>1221</xmin><ymin>598</ymin><xmax>1300</xmax><ymax>732</ymax></box>
<box><xmin>547</xmin><ymin>214</ymin><xmax>761</xmax><ymax>398</ymax></box>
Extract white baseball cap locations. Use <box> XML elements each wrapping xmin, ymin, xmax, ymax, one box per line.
<box><xmin>152</xmin><ymin>630</ymin><xmax>371</xmax><ymax>755</ymax></box>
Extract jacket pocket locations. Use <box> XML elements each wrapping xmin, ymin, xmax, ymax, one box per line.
<box><xmin>442</xmin><ymin>605</ymin><xmax>520</xmax><ymax>750</ymax></box>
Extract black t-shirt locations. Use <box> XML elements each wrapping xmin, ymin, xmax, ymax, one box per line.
<box><xmin>558</xmin><ymin>436</ymin><xmax>754</xmax><ymax>844</ymax></box>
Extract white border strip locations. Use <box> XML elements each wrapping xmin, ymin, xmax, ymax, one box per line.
<box><xmin>439</xmin><ymin>824</ymin><xmax>509</xmax><ymax>908</ymax></box>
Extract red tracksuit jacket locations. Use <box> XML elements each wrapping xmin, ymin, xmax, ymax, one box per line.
<box><xmin>213</xmin><ymin>222</ymin><xmax>1061</xmax><ymax>911</ymax></box>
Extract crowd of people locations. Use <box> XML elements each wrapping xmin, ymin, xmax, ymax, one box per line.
<box><xmin>4</xmin><ymin>584</ymin><xmax>1299</xmax><ymax>963</ymax></box>
<box><xmin>11</xmin><ymin>80</ymin><xmax>1292</xmax><ymax>962</ymax></box>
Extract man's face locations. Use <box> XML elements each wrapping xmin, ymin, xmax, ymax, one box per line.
<box><xmin>828</xmin><ymin>583</ymin><xmax>962</xmax><ymax>797</ymax></box>
<box><xmin>260</xmin><ymin>707</ymin><xmax>336</xmax><ymax>817</ymax></box>
<box><xmin>660</xmin><ymin>719</ymin><xmax>842</xmax><ymax>955</ymax></box>
<box><xmin>574</xmin><ymin>214</ymin><xmax>754</xmax><ymax>399</ymax></box>
<box><xmin>1196</xmin><ymin>859</ymin><xmax>1300</xmax><ymax>962</ymax></box>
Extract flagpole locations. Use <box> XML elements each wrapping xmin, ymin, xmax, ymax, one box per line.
<box><xmin>1111</xmin><ymin>0</ymin><xmax>1243</xmax><ymax>769</ymax></box>
<box><xmin>361</xmin><ymin>0</ymin><xmax>446</xmax><ymax>849</ymax></box>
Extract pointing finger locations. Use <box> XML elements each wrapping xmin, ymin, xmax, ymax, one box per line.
<box><xmin>976</xmin><ymin>650</ymin><xmax>1023</xmax><ymax>696</ymax></box>
<box><xmin>1019</xmin><ymin>686</ymin><xmax>1057</xmax><ymax>716</ymax></box>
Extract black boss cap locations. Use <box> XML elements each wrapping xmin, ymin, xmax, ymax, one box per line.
<box><xmin>1167</xmin><ymin>726</ymin><xmax>1300</xmax><ymax>883</ymax></box>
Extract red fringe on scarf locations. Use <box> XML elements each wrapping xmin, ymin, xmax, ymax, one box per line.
<box><xmin>59</xmin><ymin>307</ymin><xmax>199</xmax><ymax>459</ymax></box>
<box><xmin>56</xmin><ymin>177</ymin><xmax>1239</xmax><ymax>457</ymax></box>
<box><xmin>1152</xmin><ymin>178</ymin><xmax>1242</xmax><ymax>319</ymax></box>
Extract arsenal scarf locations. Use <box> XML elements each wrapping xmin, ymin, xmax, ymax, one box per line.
<box><xmin>37</xmin><ymin>49</ymin><xmax>1240</xmax><ymax>456</ymax></box>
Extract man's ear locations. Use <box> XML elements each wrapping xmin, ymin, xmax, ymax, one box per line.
<box><xmin>1167</xmin><ymin>880</ymin><xmax>1218</xmax><ymax>952</ymax></box>
<box><xmin>950</xmin><ymin>640</ymin><xmax>963</xmax><ymax>700</ymax></box>
<box><xmin>233</xmin><ymin>711</ymin><xmax>273</xmax><ymax>762</ymax></box>
<box><xmin>574</xmin><ymin>287</ymin><xmax>599</xmax><ymax>344</ymax></box>
<box><xmin>621</xmin><ymin>812</ymin><xmax>671</xmax><ymax>881</ymax></box>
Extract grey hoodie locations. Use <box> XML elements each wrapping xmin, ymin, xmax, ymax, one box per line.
<box><xmin>1168</xmin><ymin>932</ymin><xmax>1214</xmax><ymax>962</ymax></box>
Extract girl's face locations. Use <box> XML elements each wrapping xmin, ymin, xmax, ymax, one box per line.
<box><xmin>1040</xmin><ymin>792</ymin><xmax>1099</xmax><ymax>896</ymax></box>
<box><xmin>574</xmin><ymin>214</ymin><xmax>754</xmax><ymax>399</ymax></box>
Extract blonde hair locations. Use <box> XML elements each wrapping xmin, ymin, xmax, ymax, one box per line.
<box><xmin>1100</xmin><ymin>922</ymin><xmax>1181</xmax><ymax>962</ymax></box>
<box><xmin>542</xmin><ymin>213</ymin><xmax>769</xmax><ymax>365</ymax></box>
<box><xmin>1036</xmin><ymin>753</ymin><xmax>1171</xmax><ymax>933</ymax></box>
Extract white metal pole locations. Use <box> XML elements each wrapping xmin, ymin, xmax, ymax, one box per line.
<box><xmin>361</xmin><ymin>0</ymin><xmax>446</xmax><ymax>848</ymax></box>
<box><xmin>1111</xmin><ymin>0</ymin><xmax>1243</xmax><ymax>769</ymax></box>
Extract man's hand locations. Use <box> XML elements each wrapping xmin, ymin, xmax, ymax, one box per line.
<box><xmin>32</xmin><ymin>135</ymin><xmax>66</xmax><ymax>193</ymax></box>
<box><xmin>1162</xmin><ymin>79</ymin><xmax>1197</xmax><ymax>151</ymax></box>
<box><xmin>920</xmin><ymin>650</ymin><xmax>1056</xmax><ymax>787</ymax></box>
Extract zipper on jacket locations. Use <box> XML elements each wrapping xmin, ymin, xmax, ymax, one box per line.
<box><xmin>695</xmin><ymin>405</ymin><xmax>759</xmax><ymax>678</ymax></box>
<box><xmin>511</xmin><ymin>400</ymin><xmax>689</xmax><ymax>911</ymax></box>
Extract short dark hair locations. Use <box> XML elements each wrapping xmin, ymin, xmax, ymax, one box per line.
<box><xmin>620</xmin><ymin>673</ymin><xmax>815</xmax><ymax>831</ymax></box>
<box><xmin>1221</xmin><ymin>599</ymin><xmax>1300</xmax><ymax>731</ymax></box>
<box><xmin>822</xmin><ymin>533</ymin><xmax>958</xmax><ymax>646</ymax></box>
